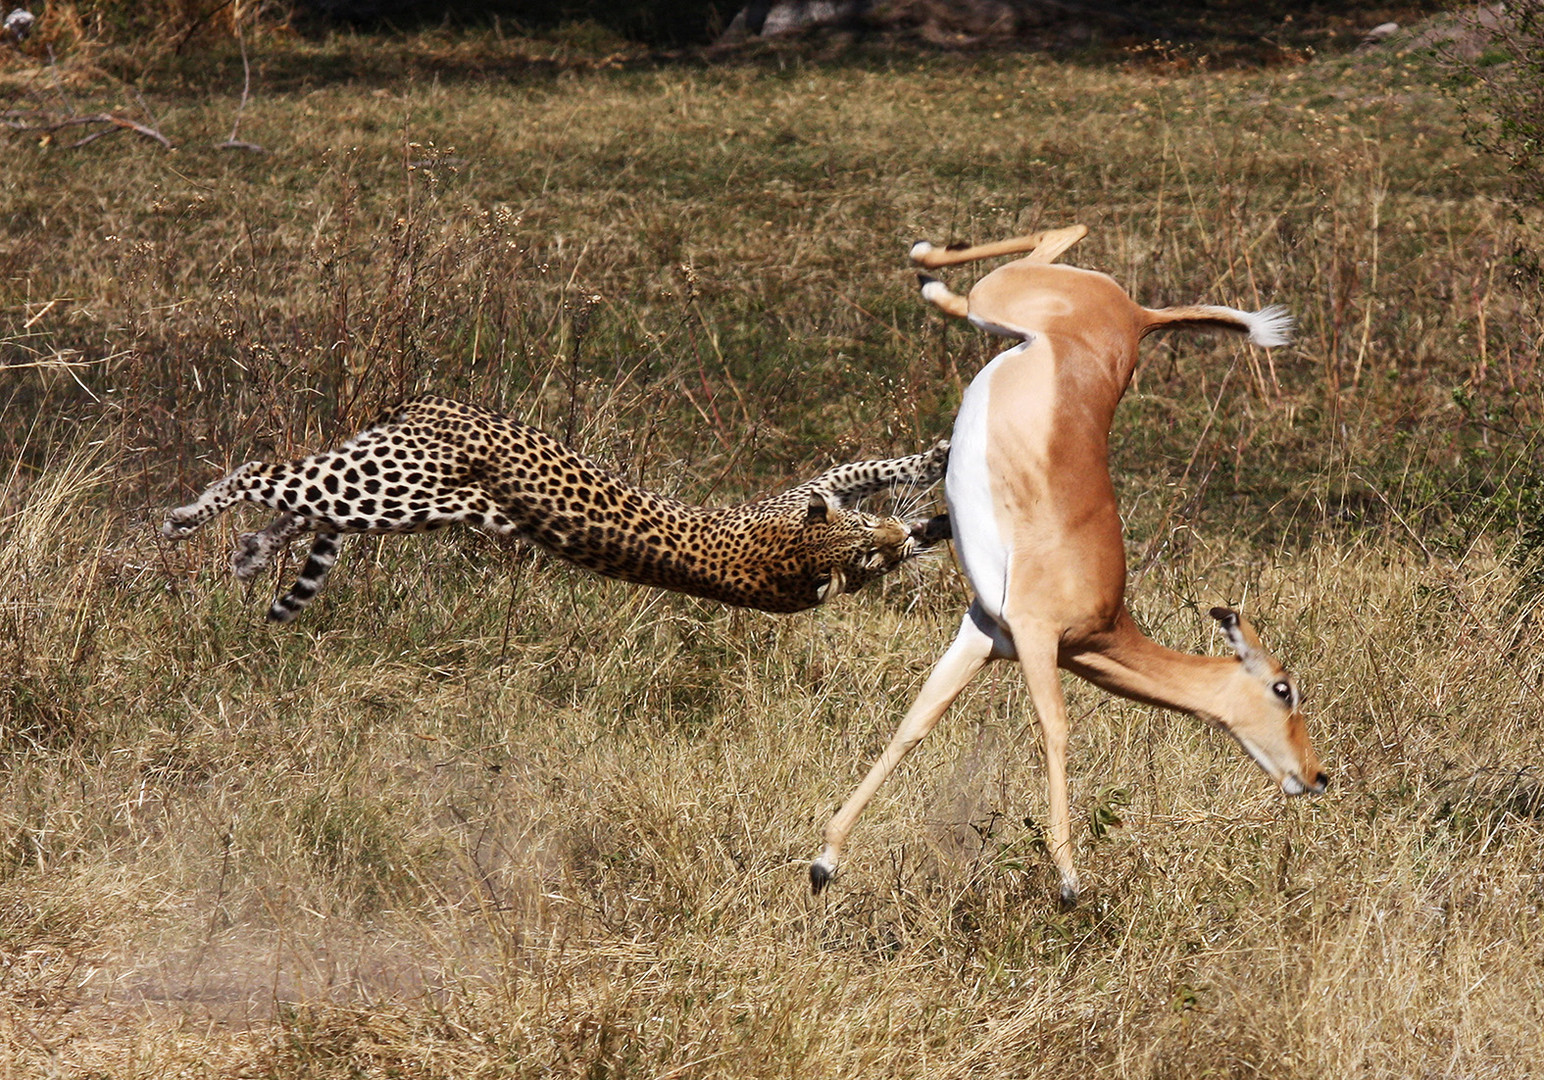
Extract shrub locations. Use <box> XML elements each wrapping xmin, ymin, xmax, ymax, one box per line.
<box><xmin>1437</xmin><ymin>1</ymin><xmax>1544</xmax><ymax>207</ymax></box>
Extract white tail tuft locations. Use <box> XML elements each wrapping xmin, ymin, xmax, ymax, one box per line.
<box><xmin>1240</xmin><ymin>304</ymin><xmax>1294</xmax><ymax>348</ymax></box>
<box><xmin>1143</xmin><ymin>303</ymin><xmax>1297</xmax><ymax>346</ymax></box>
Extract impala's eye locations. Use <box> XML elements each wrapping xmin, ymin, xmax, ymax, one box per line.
<box><xmin>1271</xmin><ymin>680</ymin><xmax>1294</xmax><ymax>704</ymax></box>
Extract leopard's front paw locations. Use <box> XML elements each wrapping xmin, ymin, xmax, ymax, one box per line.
<box><xmin>161</xmin><ymin>507</ymin><xmax>202</xmax><ymax>539</ymax></box>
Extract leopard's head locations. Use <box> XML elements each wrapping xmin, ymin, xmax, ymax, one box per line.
<box><xmin>804</xmin><ymin>494</ymin><xmax>951</xmax><ymax>603</ymax></box>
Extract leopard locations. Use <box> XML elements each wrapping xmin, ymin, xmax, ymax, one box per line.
<box><xmin>162</xmin><ymin>395</ymin><xmax>951</xmax><ymax>622</ymax></box>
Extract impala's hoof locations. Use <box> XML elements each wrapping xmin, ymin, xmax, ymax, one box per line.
<box><xmin>1058</xmin><ymin>881</ymin><xmax>1079</xmax><ymax>910</ymax></box>
<box><xmin>810</xmin><ymin>857</ymin><xmax>836</xmax><ymax>895</ymax></box>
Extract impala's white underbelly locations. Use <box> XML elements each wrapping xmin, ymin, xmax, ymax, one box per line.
<box><xmin>946</xmin><ymin>342</ymin><xmax>1027</xmax><ymax>624</ymax></box>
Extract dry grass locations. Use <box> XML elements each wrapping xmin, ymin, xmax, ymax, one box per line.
<box><xmin>2</xmin><ymin>29</ymin><xmax>1543</xmax><ymax>1078</ymax></box>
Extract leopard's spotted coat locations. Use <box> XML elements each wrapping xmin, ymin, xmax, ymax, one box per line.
<box><xmin>163</xmin><ymin>396</ymin><xmax>949</xmax><ymax>621</ymax></box>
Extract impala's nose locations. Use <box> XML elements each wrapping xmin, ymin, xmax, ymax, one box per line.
<box><xmin>1285</xmin><ymin>770</ymin><xmax>1329</xmax><ymax>796</ymax></box>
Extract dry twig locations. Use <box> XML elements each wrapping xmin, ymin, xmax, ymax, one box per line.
<box><xmin>2</xmin><ymin>108</ymin><xmax>173</xmax><ymax>149</ymax></box>
<box><xmin>215</xmin><ymin>30</ymin><xmax>266</xmax><ymax>153</ymax></box>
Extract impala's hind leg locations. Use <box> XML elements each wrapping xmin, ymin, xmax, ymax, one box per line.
<box><xmin>908</xmin><ymin>224</ymin><xmax>1088</xmax><ymax>270</ymax></box>
<box><xmin>910</xmin><ymin>225</ymin><xmax>1089</xmax><ymax>326</ymax></box>
<box><xmin>163</xmin><ymin>461</ymin><xmax>275</xmax><ymax>539</ymax></box>
<box><xmin>916</xmin><ymin>276</ymin><xmax>970</xmax><ymax>318</ymax></box>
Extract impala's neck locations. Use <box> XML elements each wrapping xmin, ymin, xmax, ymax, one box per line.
<box><xmin>1059</xmin><ymin>606</ymin><xmax>1236</xmax><ymax>721</ymax></box>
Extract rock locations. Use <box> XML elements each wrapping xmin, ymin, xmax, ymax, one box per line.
<box><xmin>4</xmin><ymin>8</ymin><xmax>34</xmax><ymax>42</ymax></box>
<box><xmin>719</xmin><ymin>0</ymin><xmax>870</xmax><ymax>42</ymax></box>
<box><xmin>1363</xmin><ymin>21</ymin><xmax>1399</xmax><ymax>45</ymax></box>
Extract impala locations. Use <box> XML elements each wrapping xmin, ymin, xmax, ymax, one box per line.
<box><xmin>810</xmin><ymin>225</ymin><xmax>1326</xmax><ymax>905</ymax></box>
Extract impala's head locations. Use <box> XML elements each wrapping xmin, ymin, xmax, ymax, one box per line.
<box><xmin>1209</xmin><ymin>607</ymin><xmax>1328</xmax><ymax>797</ymax></box>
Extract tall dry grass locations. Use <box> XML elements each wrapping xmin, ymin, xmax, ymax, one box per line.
<box><xmin>2</xmin><ymin>29</ymin><xmax>1543</xmax><ymax>1078</ymax></box>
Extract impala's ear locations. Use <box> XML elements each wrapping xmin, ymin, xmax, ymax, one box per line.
<box><xmin>1210</xmin><ymin>606</ymin><xmax>1239</xmax><ymax>631</ymax></box>
<box><xmin>806</xmin><ymin>492</ymin><xmax>836</xmax><ymax>525</ymax></box>
<box><xmin>1211</xmin><ymin>607</ymin><xmax>1271</xmax><ymax>675</ymax></box>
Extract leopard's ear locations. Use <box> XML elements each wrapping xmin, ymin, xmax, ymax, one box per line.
<box><xmin>805</xmin><ymin>492</ymin><xmax>836</xmax><ymax>525</ymax></box>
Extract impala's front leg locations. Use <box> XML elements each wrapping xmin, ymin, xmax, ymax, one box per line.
<box><xmin>811</xmin><ymin>603</ymin><xmax>1011</xmax><ymax>893</ymax></box>
<box><xmin>1017</xmin><ymin>639</ymin><xmax>1080</xmax><ymax>907</ymax></box>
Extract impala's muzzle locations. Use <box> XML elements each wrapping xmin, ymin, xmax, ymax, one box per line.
<box><xmin>1283</xmin><ymin>771</ymin><xmax>1330</xmax><ymax>796</ymax></box>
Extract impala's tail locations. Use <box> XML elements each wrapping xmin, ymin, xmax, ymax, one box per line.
<box><xmin>1139</xmin><ymin>304</ymin><xmax>1294</xmax><ymax>348</ymax></box>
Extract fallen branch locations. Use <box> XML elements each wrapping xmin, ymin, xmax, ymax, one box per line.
<box><xmin>2</xmin><ymin>110</ymin><xmax>174</xmax><ymax>149</ymax></box>
<box><xmin>0</xmin><ymin>352</ymin><xmax>122</xmax><ymax>371</ymax></box>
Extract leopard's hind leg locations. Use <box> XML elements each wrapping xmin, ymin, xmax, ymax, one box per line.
<box><xmin>230</xmin><ymin>512</ymin><xmax>345</xmax><ymax>623</ymax></box>
<box><xmin>266</xmin><ymin>483</ymin><xmax>515</xmax><ymax>622</ymax></box>
<box><xmin>234</xmin><ymin>511</ymin><xmax>311</xmax><ymax>581</ymax></box>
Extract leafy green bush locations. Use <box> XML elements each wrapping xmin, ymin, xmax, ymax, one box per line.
<box><xmin>1438</xmin><ymin>1</ymin><xmax>1544</xmax><ymax>207</ymax></box>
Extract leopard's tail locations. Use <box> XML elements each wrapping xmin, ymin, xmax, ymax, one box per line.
<box><xmin>268</xmin><ymin>531</ymin><xmax>343</xmax><ymax>622</ymax></box>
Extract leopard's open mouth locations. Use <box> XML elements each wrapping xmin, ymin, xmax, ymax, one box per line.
<box><xmin>909</xmin><ymin>513</ymin><xmax>951</xmax><ymax>548</ymax></box>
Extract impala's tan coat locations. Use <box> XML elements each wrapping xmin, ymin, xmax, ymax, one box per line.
<box><xmin>811</xmin><ymin>227</ymin><xmax>1323</xmax><ymax>904</ymax></box>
